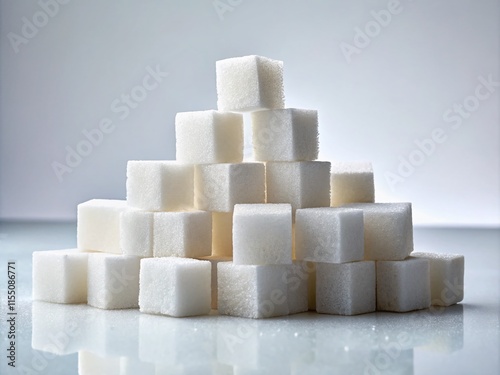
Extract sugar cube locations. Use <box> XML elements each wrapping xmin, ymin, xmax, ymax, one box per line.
<box><xmin>87</xmin><ymin>253</ymin><xmax>141</xmax><ymax>309</ymax></box>
<box><xmin>251</xmin><ymin>108</ymin><xmax>318</xmax><ymax>161</ymax></box>
<box><xmin>175</xmin><ymin>110</ymin><xmax>243</xmax><ymax>163</ymax></box>
<box><xmin>233</xmin><ymin>204</ymin><xmax>292</xmax><ymax>265</ymax></box>
<box><xmin>330</xmin><ymin>162</ymin><xmax>374</xmax><ymax>206</ymax></box>
<box><xmin>198</xmin><ymin>256</ymin><xmax>232</xmax><ymax>309</ymax></box>
<box><xmin>212</xmin><ymin>212</ymin><xmax>233</xmax><ymax>257</ymax></box>
<box><xmin>216</xmin><ymin>55</ymin><xmax>284</xmax><ymax>112</ymax></box>
<box><xmin>153</xmin><ymin>211</ymin><xmax>212</xmax><ymax>258</ymax></box>
<box><xmin>285</xmin><ymin>261</ymin><xmax>311</xmax><ymax>314</ymax></box>
<box><xmin>32</xmin><ymin>249</ymin><xmax>88</xmax><ymax>304</ymax></box>
<box><xmin>195</xmin><ymin>163</ymin><xmax>265</xmax><ymax>212</ymax></box>
<box><xmin>217</xmin><ymin>262</ymin><xmax>289</xmax><ymax>319</ymax></box>
<box><xmin>377</xmin><ymin>257</ymin><xmax>431</xmax><ymax>312</ymax></box>
<box><xmin>139</xmin><ymin>257</ymin><xmax>211</xmax><ymax>317</ymax></box>
<box><xmin>308</xmin><ymin>263</ymin><xmax>316</xmax><ymax>310</ymax></box>
<box><xmin>342</xmin><ymin>203</ymin><xmax>413</xmax><ymax>260</ymax></box>
<box><xmin>266</xmin><ymin>161</ymin><xmax>330</xmax><ymax>215</ymax></box>
<box><xmin>120</xmin><ymin>210</ymin><xmax>154</xmax><ymax>258</ymax></box>
<box><xmin>412</xmin><ymin>252</ymin><xmax>464</xmax><ymax>306</ymax></box>
<box><xmin>126</xmin><ymin>161</ymin><xmax>193</xmax><ymax>211</ymax></box>
<box><xmin>316</xmin><ymin>261</ymin><xmax>376</xmax><ymax>315</ymax></box>
<box><xmin>295</xmin><ymin>207</ymin><xmax>364</xmax><ymax>263</ymax></box>
<box><xmin>77</xmin><ymin>199</ymin><xmax>128</xmax><ymax>253</ymax></box>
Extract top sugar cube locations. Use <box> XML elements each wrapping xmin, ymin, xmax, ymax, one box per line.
<box><xmin>216</xmin><ymin>55</ymin><xmax>285</xmax><ymax>112</ymax></box>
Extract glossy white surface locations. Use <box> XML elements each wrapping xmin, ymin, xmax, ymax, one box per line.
<box><xmin>0</xmin><ymin>222</ymin><xmax>498</xmax><ymax>374</ymax></box>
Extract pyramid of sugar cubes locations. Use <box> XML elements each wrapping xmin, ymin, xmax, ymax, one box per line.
<box><xmin>33</xmin><ymin>55</ymin><xmax>464</xmax><ymax>318</ymax></box>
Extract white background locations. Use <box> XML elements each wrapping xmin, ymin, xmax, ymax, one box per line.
<box><xmin>0</xmin><ymin>0</ymin><xmax>498</xmax><ymax>226</ymax></box>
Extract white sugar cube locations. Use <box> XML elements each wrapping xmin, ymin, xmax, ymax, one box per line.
<box><xmin>217</xmin><ymin>262</ymin><xmax>289</xmax><ymax>319</ymax></box>
<box><xmin>195</xmin><ymin>163</ymin><xmax>265</xmax><ymax>212</ymax></box>
<box><xmin>198</xmin><ymin>256</ymin><xmax>232</xmax><ymax>309</ymax></box>
<box><xmin>233</xmin><ymin>204</ymin><xmax>292</xmax><ymax>265</ymax></box>
<box><xmin>87</xmin><ymin>253</ymin><xmax>141</xmax><ymax>309</ymax></box>
<box><xmin>316</xmin><ymin>261</ymin><xmax>376</xmax><ymax>315</ymax></box>
<box><xmin>77</xmin><ymin>199</ymin><xmax>127</xmax><ymax>253</ymax></box>
<box><xmin>286</xmin><ymin>261</ymin><xmax>311</xmax><ymax>314</ymax></box>
<box><xmin>308</xmin><ymin>263</ymin><xmax>316</xmax><ymax>310</ymax></box>
<box><xmin>126</xmin><ymin>161</ymin><xmax>193</xmax><ymax>212</ymax></box>
<box><xmin>32</xmin><ymin>249</ymin><xmax>88</xmax><ymax>304</ymax></box>
<box><xmin>266</xmin><ymin>161</ymin><xmax>330</xmax><ymax>215</ymax></box>
<box><xmin>153</xmin><ymin>211</ymin><xmax>211</xmax><ymax>258</ymax></box>
<box><xmin>251</xmin><ymin>108</ymin><xmax>318</xmax><ymax>161</ymax></box>
<box><xmin>330</xmin><ymin>162</ymin><xmax>374</xmax><ymax>206</ymax></box>
<box><xmin>120</xmin><ymin>210</ymin><xmax>154</xmax><ymax>258</ymax></box>
<box><xmin>295</xmin><ymin>207</ymin><xmax>364</xmax><ymax>263</ymax></box>
<box><xmin>216</xmin><ymin>55</ymin><xmax>284</xmax><ymax>112</ymax></box>
<box><xmin>343</xmin><ymin>203</ymin><xmax>413</xmax><ymax>260</ymax></box>
<box><xmin>412</xmin><ymin>252</ymin><xmax>464</xmax><ymax>306</ymax></box>
<box><xmin>212</xmin><ymin>212</ymin><xmax>233</xmax><ymax>257</ymax></box>
<box><xmin>175</xmin><ymin>110</ymin><xmax>243</xmax><ymax>164</ymax></box>
<box><xmin>377</xmin><ymin>257</ymin><xmax>431</xmax><ymax>312</ymax></box>
<box><xmin>139</xmin><ymin>257</ymin><xmax>211</xmax><ymax>317</ymax></box>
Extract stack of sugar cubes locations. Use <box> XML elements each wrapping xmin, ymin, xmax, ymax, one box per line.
<box><xmin>33</xmin><ymin>55</ymin><xmax>464</xmax><ymax>319</ymax></box>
